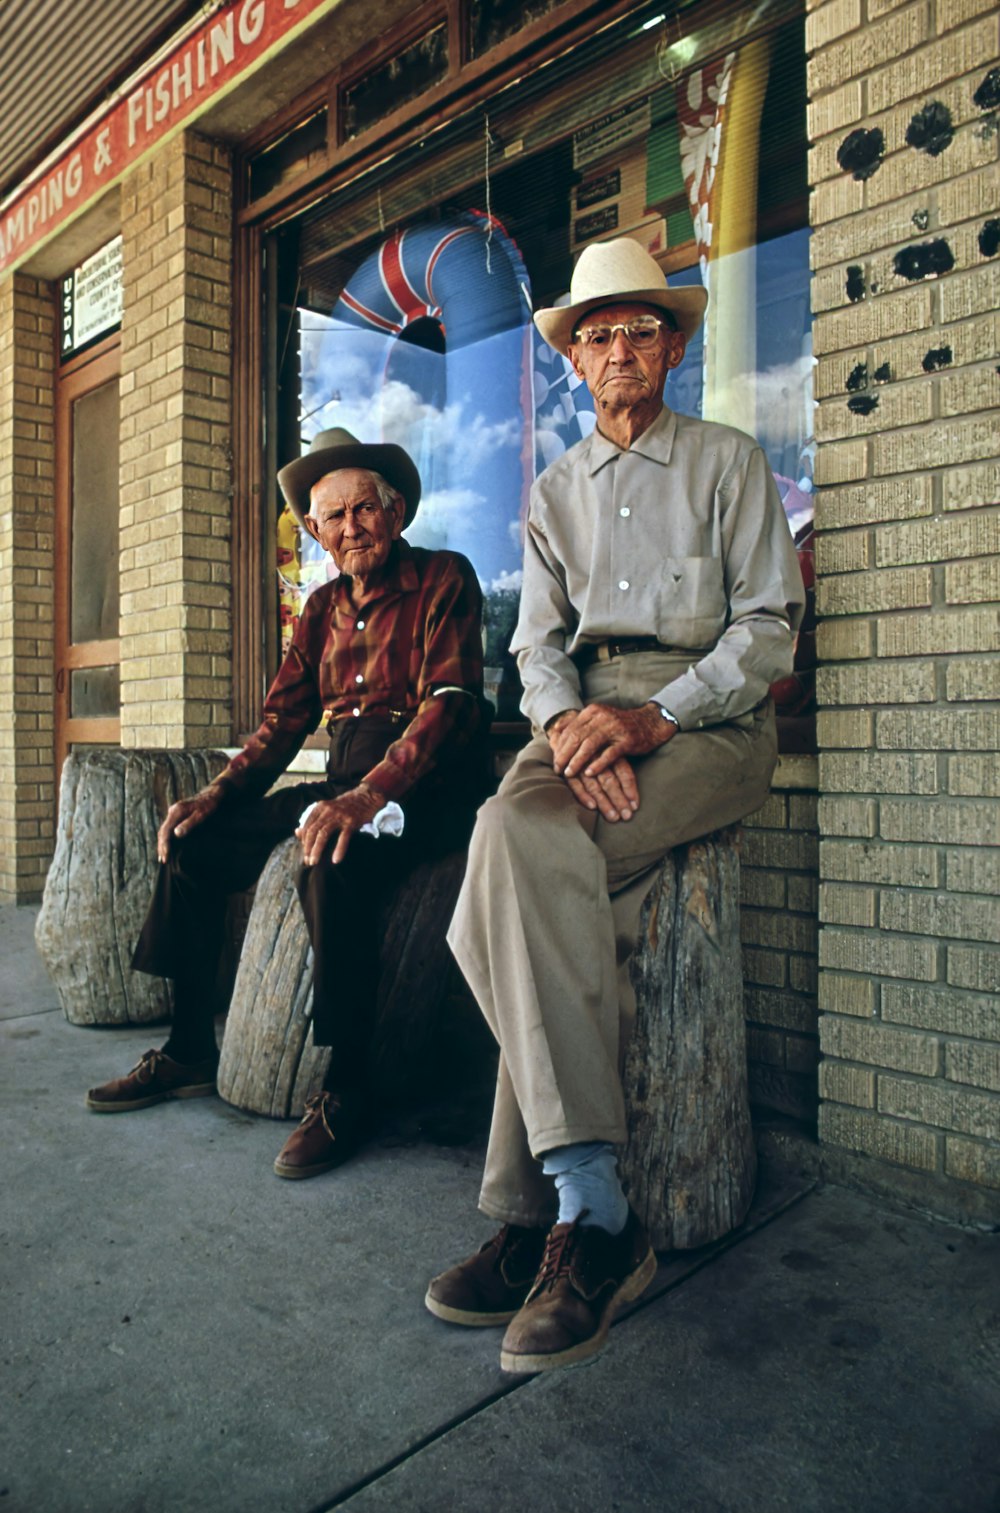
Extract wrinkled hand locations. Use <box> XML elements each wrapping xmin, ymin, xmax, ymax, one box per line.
<box><xmin>544</xmin><ymin>710</ymin><xmax>633</xmax><ymax>823</ymax></box>
<box><xmin>157</xmin><ymin>783</ymin><xmax>227</xmax><ymax>863</ymax></box>
<box><xmin>296</xmin><ymin>783</ymin><xmax>387</xmax><ymax>866</ymax></box>
<box><xmin>548</xmin><ymin>703</ymin><xmax>676</xmax><ymax>818</ymax></box>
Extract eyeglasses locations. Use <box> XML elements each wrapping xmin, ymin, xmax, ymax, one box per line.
<box><xmin>573</xmin><ymin>316</ymin><xmax>667</xmax><ymax>350</ymax></box>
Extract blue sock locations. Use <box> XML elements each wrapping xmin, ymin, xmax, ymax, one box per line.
<box><xmin>541</xmin><ymin>1141</ymin><xmax>629</xmax><ymax>1235</ymax></box>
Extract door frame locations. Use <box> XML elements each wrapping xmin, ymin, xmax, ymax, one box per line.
<box><xmin>53</xmin><ymin>333</ymin><xmax>121</xmax><ymax>783</ymax></box>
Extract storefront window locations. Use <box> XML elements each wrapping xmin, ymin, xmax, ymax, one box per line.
<box><xmin>266</xmin><ymin>1</ymin><xmax>812</xmax><ymax>724</ymax></box>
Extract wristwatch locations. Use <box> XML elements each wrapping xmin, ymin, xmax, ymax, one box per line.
<box><xmin>649</xmin><ymin>701</ymin><xmax>680</xmax><ymax>731</ymax></box>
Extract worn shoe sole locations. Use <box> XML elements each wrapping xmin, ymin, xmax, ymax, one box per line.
<box><xmin>273</xmin><ymin>1154</ymin><xmax>345</xmax><ymax>1180</ymax></box>
<box><xmin>85</xmin><ymin>1082</ymin><xmax>216</xmax><ymax>1113</ymax></box>
<box><xmin>423</xmin><ymin>1291</ymin><xmax>524</xmax><ymax>1327</ymax></box>
<box><xmin>499</xmin><ymin>1244</ymin><xmax>657</xmax><ymax>1373</ymax></box>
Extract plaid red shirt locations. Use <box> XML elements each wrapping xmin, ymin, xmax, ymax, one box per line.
<box><xmin>219</xmin><ymin>542</ymin><xmax>484</xmax><ymax>803</ymax></box>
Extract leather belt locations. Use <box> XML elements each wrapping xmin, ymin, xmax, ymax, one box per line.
<box><xmin>573</xmin><ymin>637</ymin><xmax>674</xmax><ymax>669</ymax></box>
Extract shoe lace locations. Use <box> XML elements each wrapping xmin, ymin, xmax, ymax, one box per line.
<box><xmin>132</xmin><ymin>1050</ymin><xmax>165</xmax><ymax>1082</ymax></box>
<box><xmin>532</xmin><ymin>1216</ymin><xmax>585</xmax><ymax>1293</ymax></box>
<box><xmin>301</xmin><ymin>1091</ymin><xmax>339</xmax><ymax>1140</ymax></box>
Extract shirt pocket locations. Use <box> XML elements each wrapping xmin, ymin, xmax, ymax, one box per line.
<box><xmin>656</xmin><ymin>556</ymin><xmax>727</xmax><ymax>645</ymax></box>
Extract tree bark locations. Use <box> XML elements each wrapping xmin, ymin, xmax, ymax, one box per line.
<box><xmin>36</xmin><ymin>748</ymin><xmax>229</xmax><ymax>1026</ymax></box>
<box><xmin>217</xmin><ymin>841</ymin><xmax>478</xmax><ymax>1118</ymax></box>
<box><xmin>620</xmin><ymin>826</ymin><xmax>756</xmax><ymax>1251</ymax></box>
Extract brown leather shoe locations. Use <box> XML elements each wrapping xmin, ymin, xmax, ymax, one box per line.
<box><xmin>86</xmin><ymin>1049</ymin><xmax>218</xmax><ymax>1113</ymax></box>
<box><xmin>273</xmin><ymin>1091</ymin><xmax>363</xmax><ymax>1179</ymax></box>
<box><xmin>425</xmin><ymin>1222</ymin><xmax>549</xmax><ymax>1327</ymax></box>
<box><xmin>500</xmin><ymin>1208</ymin><xmax>656</xmax><ymax>1373</ymax></box>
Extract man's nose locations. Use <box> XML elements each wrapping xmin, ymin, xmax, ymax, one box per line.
<box><xmin>342</xmin><ymin>510</ymin><xmax>366</xmax><ymax>537</ymax></box>
<box><xmin>608</xmin><ymin>328</ymin><xmax>634</xmax><ymax>360</ymax></box>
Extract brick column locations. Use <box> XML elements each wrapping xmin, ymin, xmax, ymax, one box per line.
<box><xmin>0</xmin><ymin>275</ymin><xmax>56</xmax><ymax>903</ymax></box>
<box><xmin>119</xmin><ymin>131</ymin><xmax>233</xmax><ymax>748</ymax></box>
<box><xmin>808</xmin><ymin>0</ymin><xmax>1000</xmax><ymax>1207</ymax></box>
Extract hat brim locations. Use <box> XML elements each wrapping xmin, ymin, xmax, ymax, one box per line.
<box><xmin>533</xmin><ymin>285</ymin><xmax>708</xmax><ymax>353</ymax></box>
<box><xmin>278</xmin><ymin>441</ymin><xmax>422</xmax><ymax>529</ymax></box>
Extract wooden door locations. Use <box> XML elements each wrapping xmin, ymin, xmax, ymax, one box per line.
<box><xmin>54</xmin><ymin>339</ymin><xmax>121</xmax><ymax>783</ymax></box>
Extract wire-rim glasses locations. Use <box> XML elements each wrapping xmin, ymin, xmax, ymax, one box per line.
<box><xmin>573</xmin><ymin>316</ymin><xmax>667</xmax><ymax>350</ymax></box>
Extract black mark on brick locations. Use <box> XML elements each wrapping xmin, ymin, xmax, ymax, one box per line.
<box><xmin>905</xmin><ymin>101</ymin><xmax>954</xmax><ymax>156</ymax></box>
<box><xmin>922</xmin><ymin>347</ymin><xmax>953</xmax><ymax>372</ymax></box>
<box><xmin>893</xmin><ymin>239</ymin><xmax>955</xmax><ymax>281</ymax></box>
<box><xmin>847</xmin><ymin>394</ymin><xmax>879</xmax><ymax>416</ymax></box>
<box><xmin>846</xmin><ymin>363</ymin><xmax>868</xmax><ymax>392</ymax></box>
<box><xmin>874</xmin><ymin>363</ymin><xmax>892</xmax><ymax>384</ymax></box>
<box><xmin>973</xmin><ymin>68</ymin><xmax>1000</xmax><ymax>113</ymax></box>
<box><xmin>846</xmin><ymin>265</ymin><xmax>867</xmax><ymax>302</ymax></box>
<box><xmin>979</xmin><ymin>219</ymin><xmax>1000</xmax><ymax>258</ymax></box>
<box><xmin>836</xmin><ymin>127</ymin><xmax>884</xmax><ymax>180</ymax></box>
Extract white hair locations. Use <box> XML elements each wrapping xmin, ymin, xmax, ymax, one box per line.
<box><xmin>309</xmin><ymin>467</ymin><xmax>403</xmax><ymax>517</ymax></box>
<box><xmin>367</xmin><ymin>470</ymin><xmax>404</xmax><ymax>515</ymax></box>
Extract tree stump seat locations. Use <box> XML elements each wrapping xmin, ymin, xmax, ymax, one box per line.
<box><xmin>36</xmin><ymin>748</ymin><xmax>230</xmax><ymax>1026</ymax></box>
<box><xmin>619</xmin><ymin>825</ymin><xmax>754</xmax><ymax>1251</ymax></box>
<box><xmin>216</xmin><ymin>839</ymin><xmax>485</xmax><ymax>1119</ymax></box>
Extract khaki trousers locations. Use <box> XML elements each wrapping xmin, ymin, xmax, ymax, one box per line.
<box><xmin>446</xmin><ymin>651</ymin><xmax>778</xmax><ymax>1227</ymax></box>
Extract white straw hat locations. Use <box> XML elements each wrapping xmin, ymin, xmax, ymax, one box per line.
<box><xmin>533</xmin><ymin>238</ymin><xmax>708</xmax><ymax>353</ymax></box>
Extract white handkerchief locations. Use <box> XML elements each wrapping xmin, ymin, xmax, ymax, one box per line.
<box><xmin>297</xmin><ymin>800</ymin><xmax>405</xmax><ymax>839</ymax></box>
<box><xmin>360</xmin><ymin>801</ymin><xmax>405</xmax><ymax>838</ymax></box>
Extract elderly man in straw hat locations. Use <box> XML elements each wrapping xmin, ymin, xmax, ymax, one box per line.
<box><xmin>426</xmin><ymin>238</ymin><xmax>805</xmax><ymax>1373</ymax></box>
<box><xmin>87</xmin><ymin>430</ymin><xmax>486</xmax><ymax>1176</ymax></box>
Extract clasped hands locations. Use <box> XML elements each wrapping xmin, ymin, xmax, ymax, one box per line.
<box><xmin>546</xmin><ymin>702</ymin><xmax>676</xmax><ymax>822</ymax></box>
<box><xmin>157</xmin><ymin>779</ymin><xmax>388</xmax><ymax>866</ymax></box>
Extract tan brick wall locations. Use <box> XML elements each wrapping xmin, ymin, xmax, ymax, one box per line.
<box><xmin>0</xmin><ymin>275</ymin><xmax>56</xmax><ymax>903</ymax></box>
<box><xmin>809</xmin><ymin>0</ymin><xmax>1000</xmax><ymax>1199</ymax></box>
<box><xmin>741</xmin><ymin>758</ymin><xmax>821</xmax><ymax>1126</ymax></box>
<box><xmin>119</xmin><ymin>131</ymin><xmax>233</xmax><ymax>749</ymax></box>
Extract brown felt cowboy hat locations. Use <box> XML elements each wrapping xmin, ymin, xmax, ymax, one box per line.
<box><xmin>277</xmin><ymin>427</ymin><xmax>422</xmax><ymax>529</ymax></box>
<box><xmin>533</xmin><ymin>238</ymin><xmax>708</xmax><ymax>354</ymax></box>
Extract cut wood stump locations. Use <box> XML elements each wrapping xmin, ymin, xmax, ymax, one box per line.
<box><xmin>620</xmin><ymin>825</ymin><xmax>755</xmax><ymax>1252</ymax></box>
<box><xmin>35</xmin><ymin>748</ymin><xmax>229</xmax><ymax>1026</ymax></box>
<box><xmin>217</xmin><ymin>840</ymin><xmax>481</xmax><ymax>1119</ymax></box>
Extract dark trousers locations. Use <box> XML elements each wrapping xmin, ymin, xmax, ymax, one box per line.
<box><xmin>132</xmin><ymin>721</ymin><xmax>478</xmax><ymax>1093</ymax></box>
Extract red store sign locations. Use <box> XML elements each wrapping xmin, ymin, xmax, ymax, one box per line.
<box><xmin>0</xmin><ymin>0</ymin><xmax>338</xmax><ymax>276</ymax></box>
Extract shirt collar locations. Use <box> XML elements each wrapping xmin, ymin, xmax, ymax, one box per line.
<box><xmin>585</xmin><ymin>404</ymin><xmax>678</xmax><ymax>476</ymax></box>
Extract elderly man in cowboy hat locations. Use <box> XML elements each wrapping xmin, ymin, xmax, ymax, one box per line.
<box><xmin>87</xmin><ymin>429</ymin><xmax>486</xmax><ymax>1176</ymax></box>
<box><xmin>425</xmin><ymin>238</ymin><xmax>805</xmax><ymax>1373</ymax></box>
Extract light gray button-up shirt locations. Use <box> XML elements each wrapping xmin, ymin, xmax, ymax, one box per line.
<box><xmin>511</xmin><ymin>404</ymin><xmax>806</xmax><ymax>732</ymax></box>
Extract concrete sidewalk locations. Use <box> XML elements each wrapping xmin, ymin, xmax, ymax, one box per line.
<box><xmin>2</xmin><ymin>901</ymin><xmax>998</xmax><ymax>1513</ymax></box>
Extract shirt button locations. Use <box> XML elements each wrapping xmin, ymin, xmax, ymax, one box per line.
<box><xmin>356</xmin><ymin>620</ymin><xmax>365</xmax><ymax>629</ymax></box>
<box><xmin>352</xmin><ymin>707</ymin><xmax>361</xmax><ymax>717</ymax></box>
<box><xmin>355</xmin><ymin>674</ymin><xmax>364</xmax><ymax>684</ymax></box>
<box><xmin>619</xmin><ymin>507</ymin><xmax>631</xmax><ymax>517</ymax></box>
<box><xmin>618</xmin><ymin>580</ymin><xmax>629</xmax><ymax>591</ymax></box>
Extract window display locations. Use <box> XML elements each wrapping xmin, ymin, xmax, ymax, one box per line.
<box><xmin>267</xmin><ymin>3</ymin><xmax>813</xmax><ymax>727</ymax></box>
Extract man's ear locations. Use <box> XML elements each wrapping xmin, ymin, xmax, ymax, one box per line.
<box><xmin>303</xmin><ymin>514</ymin><xmax>322</xmax><ymax>544</ymax></box>
<box><xmin>566</xmin><ymin>342</ymin><xmax>586</xmax><ymax>381</ymax></box>
<box><xmin>389</xmin><ymin>495</ymin><xmax>407</xmax><ymax>540</ymax></box>
<box><xmin>665</xmin><ymin>331</ymin><xmax>687</xmax><ymax>372</ymax></box>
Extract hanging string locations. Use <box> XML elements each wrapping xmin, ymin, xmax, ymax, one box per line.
<box><xmin>483</xmin><ymin>113</ymin><xmax>493</xmax><ymax>275</ymax></box>
<box><xmin>377</xmin><ymin>186</ymin><xmax>385</xmax><ymax>233</ymax></box>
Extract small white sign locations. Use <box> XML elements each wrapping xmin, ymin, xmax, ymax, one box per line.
<box><xmin>572</xmin><ymin>99</ymin><xmax>652</xmax><ymax>170</ymax></box>
<box><xmin>61</xmin><ymin>236</ymin><xmax>123</xmax><ymax>355</ymax></box>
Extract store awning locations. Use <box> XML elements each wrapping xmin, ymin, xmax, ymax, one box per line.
<box><xmin>0</xmin><ymin>0</ymin><xmax>202</xmax><ymax>199</ymax></box>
